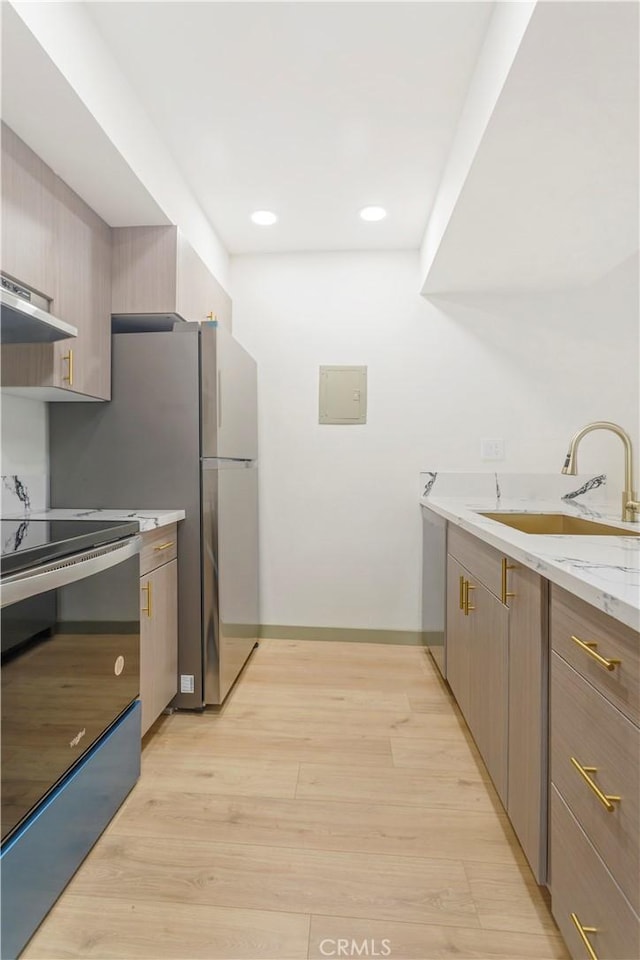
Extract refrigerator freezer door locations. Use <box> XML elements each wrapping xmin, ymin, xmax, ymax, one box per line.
<box><xmin>200</xmin><ymin>325</ymin><xmax>258</xmax><ymax>460</ymax></box>
<box><xmin>202</xmin><ymin>460</ymin><xmax>259</xmax><ymax>704</ymax></box>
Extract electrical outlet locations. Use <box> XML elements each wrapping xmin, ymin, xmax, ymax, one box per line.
<box><xmin>180</xmin><ymin>674</ymin><xmax>194</xmax><ymax>694</ymax></box>
<box><xmin>480</xmin><ymin>438</ymin><xmax>505</xmax><ymax>461</ymax></box>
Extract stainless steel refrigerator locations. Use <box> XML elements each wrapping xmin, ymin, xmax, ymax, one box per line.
<box><xmin>49</xmin><ymin>323</ymin><xmax>258</xmax><ymax>707</ymax></box>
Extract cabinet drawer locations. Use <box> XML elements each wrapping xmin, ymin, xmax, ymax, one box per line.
<box><xmin>140</xmin><ymin>524</ymin><xmax>178</xmax><ymax>575</ymax></box>
<box><xmin>447</xmin><ymin>524</ymin><xmax>503</xmax><ymax>600</ymax></box>
<box><xmin>550</xmin><ymin>786</ymin><xmax>639</xmax><ymax>960</ymax></box>
<box><xmin>551</xmin><ymin>652</ymin><xmax>639</xmax><ymax>912</ymax></box>
<box><xmin>551</xmin><ymin>586</ymin><xmax>639</xmax><ymax>725</ymax></box>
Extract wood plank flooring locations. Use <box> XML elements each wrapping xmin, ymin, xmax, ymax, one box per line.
<box><xmin>21</xmin><ymin>639</ymin><xmax>569</xmax><ymax>960</ymax></box>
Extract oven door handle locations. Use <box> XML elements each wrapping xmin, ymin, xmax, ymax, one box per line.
<box><xmin>0</xmin><ymin>536</ymin><xmax>142</xmax><ymax>608</ymax></box>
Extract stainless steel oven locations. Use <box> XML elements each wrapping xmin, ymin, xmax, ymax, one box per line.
<box><xmin>1</xmin><ymin>520</ymin><xmax>141</xmax><ymax>843</ymax></box>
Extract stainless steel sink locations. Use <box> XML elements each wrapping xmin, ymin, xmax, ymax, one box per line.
<box><xmin>479</xmin><ymin>512</ymin><xmax>640</xmax><ymax>536</ymax></box>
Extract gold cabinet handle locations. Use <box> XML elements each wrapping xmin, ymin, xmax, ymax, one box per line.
<box><xmin>153</xmin><ymin>541</ymin><xmax>175</xmax><ymax>552</ymax></box>
<box><xmin>141</xmin><ymin>581</ymin><xmax>152</xmax><ymax>618</ymax></box>
<box><xmin>570</xmin><ymin>912</ymin><xmax>599</xmax><ymax>960</ymax></box>
<box><xmin>570</xmin><ymin>756</ymin><xmax>621</xmax><ymax>812</ymax></box>
<box><xmin>501</xmin><ymin>557</ymin><xmax>516</xmax><ymax>605</ymax></box>
<box><xmin>463</xmin><ymin>580</ymin><xmax>475</xmax><ymax>616</ymax></box>
<box><xmin>571</xmin><ymin>635</ymin><xmax>621</xmax><ymax>672</ymax></box>
<box><xmin>459</xmin><ymin>575</ymin><xmax>465</xmax><ymax>610</ymax></box>
<box><xmin>62</xmin><ymin>348</ymin><xmax>74</xmax><ymax>386</ymax></box>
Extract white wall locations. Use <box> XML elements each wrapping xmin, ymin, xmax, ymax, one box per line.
<box><xmin>231</xmin><ymin>251</ymin><xmax>639</xmax><ymax>633</ymax></box>
<box><xmin>1</xmin><ymin>394</ymin><xmax>49</xmax><ymax>512</ymax></box>
<box><xmin>1</xmin><ymin>395</ymin><xmax>48</xmax><ymax>477</ymax></box>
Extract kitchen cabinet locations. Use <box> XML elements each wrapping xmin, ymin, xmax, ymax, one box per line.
<box><xmin>1</xmin><ymin>123</ymin><xmax>56</xmax><ymax>298</ymax></box>
<box><xmin>549</xmin><ymin>586</ymin><xmax>639</xmax><ymax>959</ymax></box>
<box><xmin>1</xmin><ymin>126</ymin><xmax>112</xmax><ymax>401</ymax></box>
<box><xmin>111</xmin><ymin>225</ymin><xmax>232</xmax><ymax>332</ymax></box>
<box><xmin>507</xmin><ymin>563</ymin><xmax>548</xmax><ymax>883</ymax></box>
<box><xmin>446</xmin><ymin>524</ymin><xmax>546</xmax><ymax>880</ymax></box>
<box><xmin>445</xmin><ymin>555</ymin><xmax>472</xmax><ymax>721</ymax></box>
<box><xmin>139</xmin><ymin>525</ymin><xmax>178</xmax><ymax>737</ymax></box>
<box><xmin>446</xmin><ymin>547</ymin><xmax>508</xmax><ymax>803</ymax></box>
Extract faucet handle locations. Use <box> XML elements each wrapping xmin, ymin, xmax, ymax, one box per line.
<box><xmin>623</xmin><ymin>493</ymin><xmax>640</xmax><ymax>522</ymax></box>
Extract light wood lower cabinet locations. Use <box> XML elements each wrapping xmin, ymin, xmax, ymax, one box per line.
<box><xmin>550</xmin><ymin>586</ymin><xmax>640</xmax><ymax>958</ymax></box>
<box><xmin>446</xmin><ymin>551</ymin><xmax>508</xmax><ymax>804</ymax></box>
<box><xmin>551</xmin><ymin>786</ymin><xmax>639</xmax><ymax>960</ymax></box>
<box><xmin>466</xmin><ymin>575</ymin><xmax>509</xmax><ymax>804</ymax></box>
<box><xmin>445</xmin><ymin>556</ymin><xmax>472</xmax><ymax>720</ymax></box>
<box><xmin>139</xmin><ymin>557</ymin><xmax>178</xmax><ymax>738</ymax></box>
<box><xmin>507</xmin><ymin>563</ymin><xmax>548</xmax><ymax>882</ymax></box>
<box><xmin>446</xmin><ymin>527</ymin><xmax>545</xmax><ymax>876</ymax></box>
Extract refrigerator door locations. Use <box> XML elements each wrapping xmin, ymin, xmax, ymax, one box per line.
<box><xmin>202</xmin><ymin>459</ymin><xmax>259</xmax><ymax>704</ymax></box>
<box><xmin>200</xmin><ymin>325</ymin><xmax>258</xmax><ymax>460</ymax></box>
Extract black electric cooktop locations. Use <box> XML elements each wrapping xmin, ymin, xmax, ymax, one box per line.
<box><xmin>0</xmin><ymin>519</ymin><xmax>139</xmax><ymax>577</ymax></box>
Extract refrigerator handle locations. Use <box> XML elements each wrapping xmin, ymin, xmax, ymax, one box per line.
<box><xmin>217</xmin><ymin>370</ymin><xmax>222</xmax><ymax>429</ymax></box>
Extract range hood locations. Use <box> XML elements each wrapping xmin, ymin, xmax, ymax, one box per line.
<box><xmin>0</xmin><ymin>276</ymin><xmax>77</xmax><ymax>344</ymax></box>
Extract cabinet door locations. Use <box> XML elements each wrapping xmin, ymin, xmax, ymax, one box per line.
<box><xmin>176</xmin><ymin>230</ymin><xmax>232</xmax><ymax>330</ymax></box>
<box><xmin>111</xmin><ymin>226</ymin><xmax>178</xmax><ymax>315</ymax></box>
<box><xmin>139</xmin><ymin>560</ymin><xmax>178</xmax><ymax>737</ymax></box>
<box><xmin>446</xmin><ymin>555</ymin><xmax>472</xmax><ymax>720</ymax></box>
<box><xmin>467</xmin><ymin>576</ymin><xmax>509</xmax><ymax>803</ymax></box>
<box><xmin>508</xmin><ymin>563</ymin><xmax>548</xmax><ymax>882</ymax></box>
<box><xmin>53</xmin><ymin>178</ymin><xmax>112</xmax><ymax>400</ymax></box>
<box><xmin>1</xmin><ymin>123</ymin><xmax>56</xmax><ymax>297</ymax></box>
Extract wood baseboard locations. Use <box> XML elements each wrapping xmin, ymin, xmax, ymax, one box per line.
<box><xmin>258</xmin><ymin>625</ymin><xmax>441</xmax><ymax>646</ymax></box>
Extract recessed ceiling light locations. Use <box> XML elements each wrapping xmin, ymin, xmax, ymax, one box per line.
<box><xmin>250</xmin><ymin>210</ymin><xmax>278</xmax><ymax>226</ymax></box>
<box><xmin>359</xmin><ymin>206</ymin><xmax>387</xmax><ymax>222</ymax></box>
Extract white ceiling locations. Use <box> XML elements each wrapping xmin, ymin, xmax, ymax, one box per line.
<box><xmin>86</xmin><ymin>1</ymin><xmax>494</xmax><ymax>254</ymax></box>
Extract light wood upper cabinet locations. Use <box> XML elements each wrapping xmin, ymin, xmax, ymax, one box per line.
<box><xmin>50</xmin><ymin>178</ymin><xmax>112</xmax><ymax>400</ymax></box>
<box><xmin>1</xmin><ymin>123</ymin><xmax>56</xmax><ymax>298</ymax></box>
<box><xmin>1</xmin><ymin>126</ymin><xmax>112</xmax><ymax>400</ymax></box>
<box><xmin>111</xmin><ymin>225</ymin><xmax>232</xmax><ymax>331</ymax></box>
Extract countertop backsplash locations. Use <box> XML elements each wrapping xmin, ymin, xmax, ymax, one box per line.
<box><xmin>1</xmin><ymin>474</ymin><xmax>48</xmax><ymax>515</ymax></box>
<box><xmin>419</xmin><ymin>471</ymin><xmax>609</xmax><ymax>506</ymax></box>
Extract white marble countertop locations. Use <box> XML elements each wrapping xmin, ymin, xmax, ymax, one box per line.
<box><xmin>1</xmin><ymin>508</ymin><xmax>185</xmax><ymax>533</ymax></box>
<box><xmin>421</xmin><ymin>495</ymin><xmax>640</xmax><ymax>631</ymax></box>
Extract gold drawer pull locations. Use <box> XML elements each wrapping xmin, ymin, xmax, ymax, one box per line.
<box><xmin>571</xmin><ymin>635</ymin><xmax>621</xmax><ymax>671</ymax></box>
<box><xmin>62</xmin><ymin>348</ymin><xmax>74</xmax><ymax>387</ymax></box>
<box><xmin>141</xmin><ymin>581</ymin><xmax>152</xmax><ymax>618</ymax></box>
<box><xmin>463</xmin><ymin>580</ymin><xmax>475</xmax><ymax>616</ymax></box>
<box><xmin>570</xmin><ymin>912</ymin><xmax>599</xmax><ymax>960</ymax></box>
<box><xmin>459</xmin><ymin>575</ymin><xmax>465</xmax><ymax>610</ymax></box>
<box><xmin>570</xmin><ymin>756</ymin><xmax>621</xmax><ymax>812</ymax></box>
<box><xmin>153</xmin><ymin>541</ymin><xmax>175</xmax><ymax>552</ymax></box>
<box><xmin>501</xmin><ymin>557</ymin><xmax>516</xmax><ymax>605</ymax></box>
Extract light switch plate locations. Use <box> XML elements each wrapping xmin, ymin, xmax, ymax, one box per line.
<box><xmin>480</xmin><ymin>438</ymin><xmax>505</xmax><ymax>461</ymax></box>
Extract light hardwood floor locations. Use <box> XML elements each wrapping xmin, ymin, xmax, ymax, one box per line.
<box><xmin>21</xmin><ymin>639</ymin><xmax>569</xmax><ymax>960</ymax></box>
